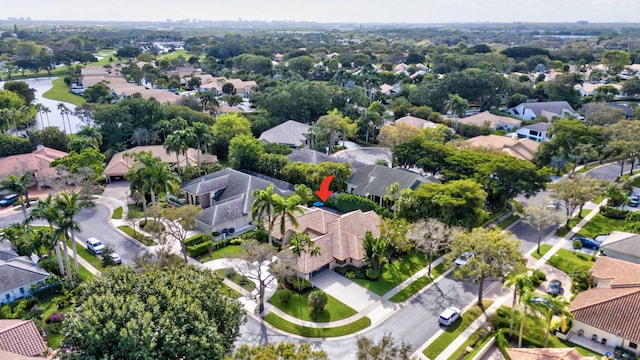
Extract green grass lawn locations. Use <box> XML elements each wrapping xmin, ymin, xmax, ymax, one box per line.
<box><xmin>547</xmin><ymin>248</ymin><xmax>595</xmax><ymax>275</ymax></box>
<box><xmin>88</xmin><ymin>50</ymin><xmax>116</xmax><ymax>66</ymax></box>
<box><xmin>531</xmin><ymin>244</ymin><xmax>552</xmax><ymax>260</ymax></box>
<box><xmin>494</xmin><ymin>214</ymin><xmax>520</xmax><ymax>231</ymax></box>
<box><xmin>214</xmin><ymin>268</ymin><xmax>256</xmax><ymax>293</ymax></box>
<box><xmin>389</xmin><ymin>263</ymin><xmax>447</xmax><ymax>303</ymax></box>
<box><xmin>42</xmin><ymin>77</ymin><xmax>86</xmax><ymax>106</ymax></box>
<box><xmin>556</xmin><ymin>209</ymin><xmax>593</xmax><ymax>237</ymax></box>
<box><xmin>269</xmin><ymin>288</ymin><xmax>357</xmax><ymax>323</ymax></box>
<box><xmin>38</xmin><ymin>294</ymin><xmax>74</xmax><ymax>349</ymax></box>
<box><xmin>126</xmin><ymin>204</ymin><xmax>145</xmax><ymax>218</ymax></box>
<box><xmin>423</xmin><ymin>300</ymin><xmax>493</xmax><ymax>359</ymax></box>
<box><xmin>117</xmin><ymin>225</ymin><xmax>155</xmax><ymax>246</ymax></box>
<box><xmin>65</xmin><ymin>240</ymin><xmax>104</xmax><ymax>272</ymax></box>
<box><xmin>447</xmin><ymin>327</ymin><xmax>495</xmax><ymax>360</ymax></box>
<box><xmin>198</xmin><ymin>244</ymin><xmax>243</xmax><ymax>262</ymax></box>
<box><xmin>263</xmin><ymin>313</ymin><xmax>370</xmax><ymax>337</ymax></box>
<box><xmin>221</xmin><ymin>283</ymin><xmax>242</xmax><ymax>299</ymax></box>
<box><xmin>576</xmin><ymin>214</ymin><xmax>625</xmax><ymax>238</ymax></box>
<box><xmin>352</xmin><ymin>250</ymin><xmax>431</xmax><ymax>296</ymax></box>
<box><xmin>111</xmin><ymin>206</ymin><xmax>123</xmax><ymax>219</ymax></box>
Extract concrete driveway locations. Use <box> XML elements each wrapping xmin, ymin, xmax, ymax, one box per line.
<box><xmin>311</xmin><ymin>270</ymin><xmax>382</xmax><ymax>312</ymax></box>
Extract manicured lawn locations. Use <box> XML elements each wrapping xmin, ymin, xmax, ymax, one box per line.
<box><xmin>198</xmin><ymin>244</ymin><xmax>243</xmax><ymax>262</ymax></box>
<box><xmin>389</xmin><ymin>262</ymin><xmax>447</xmax><ymax>303</ymax></box>
<box><xmin>38</xmin><ymin>294</ymin><xmax>74</xmax><ymax>349</ymax></box>
<box><xmin>269</xmin><ymin>288</ymin><xmax>357</xmax><ymax>322</ymax></box>
<box><xmin>531</xmin><ymin>244</ymin><xmax>552</xmax><ymax>260</ymax></box>
<box><xmin>352</xmin><ymin>250</ymin><xmax>431</xmax><ymax>296</ymax></box>
<box><xmin>42</xmin><ymin>77</ymin><xmax>86</xmax><ymax>106</ymax></box>
<box><xmin>65</xmin><ymin>240</ymin><xmax>104</xmax><ymax>272</ymax></box>
<box><xmin>547</xmin><ymin>248</ymin><xmax>595</xmax><ymax>275</ymax></box>
<box><xmin>214</xmin><ymin>268</ymin><xmax>256</xmax><ymax>293</ymax></box>
<box><xmin>221</xmin><ymin>283</ymin><xmax>242</xmax><ymax>299</ymax></box>
<box><xmin>494</xmin><ymin>214</ymin><xmax>520</xmax><ymax>231</ymax></box>
<box><xmin>127</xmin><ymin>204</ymin><xmax>145</xmax><ymax>218</ymax></box>
<box><xmin>576</xmin><ymin>214</ymin><xmax>625</xmax><ymax>238</ymax></box>
<box><xmin>118</xmin><ymin>225</ymin><xmax>156</xmax><ymax>246</ymax></box>
<box><xmin>88</xmin><ymin>50</ymin><xmax>116</xmax><ymax>66</ymax></box>
<box><xmin>111</xmin><ymin>206</ymin><xmax>123</xmax><ymax>219</ymax></box>
<box><xmin>423</xmin><ymin>300</ymin><xmax>493</xmax><ymax>359</ymax></box>
<box><xmin>263</xmin><ymin>313</ymin><xmax>370</xmax><ymax>337</ymax></box>
<box><xmin>447</xmin><ymin>327</ymin><xmax>494</xmax><ymax>360</ymax></box>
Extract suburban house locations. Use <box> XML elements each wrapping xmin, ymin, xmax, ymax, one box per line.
<box><xmin>394</xmin><ymin>115</ymin><xmax>438</xmax><ymax>129</ymax></box>
<box><xmin>0</xmin><ymin>319</ymin><xmax>47</xmax><ymax>358</ymax></box>
<box><xmin>0</xmin><ymin>242</ymin><xmax>50</xmax><ymax>305</ymax></box>
<box><xmin>506</xmin><ymin>101</ymin><xmax>580</xmax><ymax>121</ymax></box>
<box><xmin>378</xmin><ymin>84</ymin><xmax>394</xmax><ymax>95</ymax></box>
<box><xmin>346</xmin><ymin>165</ymin><xmax>438</xmax><ymax>205</ymax></box>
<box><xmin>197</xmin><ymin>76</ymin><xmax>257</xmax><ymax>98</ymax></box>
<box><xmin>457</xmin><ymin>111</ymin><xmax>522</xmax><ymax>131</ymax></box>
<box><xmin>286</xmin><ymin>149</ymin><xmax>366</xmax><ymax>169</ymax></box>
<box><xmin>0</xmin><ymin>145</ymin><xmax>68</xmax><ymax>187</ymax></box>
<box><xmin>568</xmin><ymin>257</ymin><xmax>640</xmax><ymax>356</ymax></box>
<box><xmin>269</xmin><ymin>207</ymin><xmax>381</xmax><ymax>279</ymax></box>
<box><xmin>465</xmin><ymin>135</ymin><xmax>540</xmax><ymax>162</ymax></box>
<box><xmin>258</xmin><ymin>120</ymin><xmax>310</xmax><ymax>148</ymax></box>
<box><xmin>102</xmin><ymin>145</ymin><xmax>217</xmax><ymax>183</ymax></box>
<box><xmin>180</xmin><ymin>168</ymin><xmax>294</xmax><ymax>233</ymax></box>
<box><xmin>575</xmin><ymin>82</ymin><xmax>623</xmax><ymax>97</ymax></box>
<box><xmin>515</xmin><ymin>122</ymin><xmax>550</xmax><ymax>142</ymax></box>
<box><xmin>506</xmin><ymin>348</ymin><xmax>596</xmax><ymax>360</ymax></box>
<box><xmin>599</xmin><ymin>231</ymin><xmax>640</xmax><ymax>264</ymax></box>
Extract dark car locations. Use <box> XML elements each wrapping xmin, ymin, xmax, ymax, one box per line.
<box><xmin>572</xmin><ymin>236</ymin><xmax>601</xmax><ymax>250</ymax></box>
<box><xmin>0</xmin><ymin>194</ymin><xmax>19</xmax><ymax>207</ymax></box>
<box><xmin>546</xmin><ymin>279</ymin><xmax>562</xmax><ymax>296</ymax></box>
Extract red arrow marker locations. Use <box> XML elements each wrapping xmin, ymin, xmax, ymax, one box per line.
<box><xmin>315</xmin><ymin>175</ymin><xmax>335</xmax><ymax>202</ymax></box>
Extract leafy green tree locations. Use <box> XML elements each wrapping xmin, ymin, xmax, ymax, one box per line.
<box><xmin>520</xmin><ymin>196</ymin><xmax>566</xmax><ymax>255</ymax></box>
<box><xmin>3</xmin><ymin>81</ymin><xmax>35</xmax><ymax>105</ymax></box>
<box><xmin>211</xmin><ymin>113</ymin><xmax>252</xmax><ymax>158</ymax></box>
<box><xmin>549</xmin><ymin>174</ymin><xmax>606</xmax><ymax>227</ymax></box>
<box><xmin>150</xmin><ymin>205</ymin><xmax>202</xmax><ymax>263</ymax></box>
<box><xmin>356</xmin><ymin>333</ymin><xmax>412</xmax><ymax>360</ymax></box>
<box><xmin>408</xmin><ymin>218</ymin><xmax>457</xmax><ymax>276</ymax></box>
<box><xmin>308</xmin><ymin>290</ymin><xmax>328</xmax><ymax>320</ymax></box>
<box><xmin>363</xmin><ymin>231</ymin><xmax>391</xmax><ymax>274</ymax></box>
<box><xmin>448</xmin><ymin>228</ymin><xmax>526</xmax><ymax>306</ymax></box>
<box><xmin>51</xmin><ymin>147</ymin><xmax>105</xmax><ymax>182</ymax></box>
<box><xmin>601</xmin><ymin>50</ymin><xmax>631</xmax><ymax>74</ymax></box>
<box><xmin>199</xmin><ymin>91</ymin><xmax>219</xmax><ymax>115</ymax></box>
<box><xmin>0</xmin><ymin>172</ymin><xmax>35</xmax><ymax>217</ymax></box>
<box><xmin>232</xmin><ymin>343</ymin><xmax>328</xmax><ymax>359</ymax></box>
<box><xmin>287</xmin><ymin>56</ymin><xmax>315</xmax><ymax>79</ymax></box>
<box><xmin>540</xmin><ymin>73</ymin><xmax>583</xmax><ymax>108</ymax></box>
<box><xmin>84</xmin><ymin>82</ymin><xmax>112</xmax><ymax>103</ymax></box>
<box><xmin>59</xmin><ymin>265</ymin><xmax>245</xmax><ymax>359</ymax></box>
<box><xmin>622</xmin><ymin>76</ymin><xmax>640</xmax><ymax>97</ymax></box>
<box><xmin>228</xmin><ymin>134</ymin><xmax>264</xmax><ymax>170</ymax></box>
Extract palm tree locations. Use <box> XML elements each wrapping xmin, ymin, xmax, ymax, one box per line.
<box><xmin>77</xmin><ymin>126</ymin><xmax>103</xmax><ymax>147</ymax></box>
<box><xmin>530</xmin><ymin>294</ymin><xmax>572</xmax><ymax>347</ymax></box>
<box><xmin>503</xmin><ymin>271</ymin><xmax>534</xmax><ymax>339</ymax></box>
<box><xmin>273</xmin><ymin>194</ymin><xmax>304</xmax><ymax>241</ymax></box>
<box><xmin>199</xmin><ymin>91</ymin><xmax>219</xmax><ymax>115</ymax></box>
<box><xmin>54</xmin><ymin>191</ymin><xmax>94</xmax><ymax>280</ymax></box>
<box><xmin>28</xmin><ymin>195</ymin><xmax>66</xmax><ymax>277</ymax></box>
<box><xmin>518</xmin><ymin>290</ymin><xmax>537</xmax><ymax>348</ymax></box>
<box><xmin>189</xmin><ymin>122</ymin><xmax>214</xmax><ymax>167</ymax></box>
<box><xmin>131</xmin><ymin>127</ymin><xmax>153</xmax><ymax>146</ymax></box>
<box><xmin>290</xmin><ymin>232</ymin><xmax>321</xmax><ymax>289</ymax></box>
<box><xmin>42</xmin><ymin>105</ymin><xmax>51</xmax><ymax>127</ymax></box>
<box><xmin>57</xmin><ymin>103</ymin><xmax>70</xmax><ymax>134</ymax></box>
<box><xmin>148</xmin><ymin>162</ymin><xmax>181</xmax><ymax>206</ymax></box>
<box><xmin>0</xmin><ymin>172</ymin><xmax>36</xmax><ymax>217</ymax></box>
<box><xmin>153</xmin><ymin>119</ymin><xmax>171</xmax><ymax>143</ymax></box>
<box><xmin>443</xmin><ymin>93</ymin><xmax>469</xmax><ymax>132</ymax></box>
<box><xmin>164</xmin><ymin>129</ymin><xmax>194</xmax><ymax>173</ymax></box>
<box><xmin>252</xmin><ymin>185</ymin><xmax>278</xmax><ymax>244</ymax></box>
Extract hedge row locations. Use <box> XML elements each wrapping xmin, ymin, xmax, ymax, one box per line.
<box><xmin>185</xmin><ymin>233</ymin><xmax>212</xmax><ymax>247</ymax></box>
<box><xmin>187</xmin><ymin>238</ymin><xmax>232</xmax><ymax>258</ymax></box>
<box><xmin>325</xmin><ymin>193</ymin><xmax>392</xmax><ymax>218</ymax></box>
<box><xmin>600</xmin><ymin>206</ymin><xmax>630</xmax><ymax>219</ymax></box>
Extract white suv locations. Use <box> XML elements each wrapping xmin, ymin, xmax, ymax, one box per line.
<box><xmin>86</xmin><ymin>238</ymin><xmax>106</xmax><ymax>255</ymax></box>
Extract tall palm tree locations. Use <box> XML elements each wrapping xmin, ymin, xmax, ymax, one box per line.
<box><xmin>530</xmin><ymin>294</ymin><xmax>572</xmax><ymax>347</ymax></box>
<box><xmin>131</xmin><ymin>127</ymin><xmax>153</xmax><ymax>146</ymax></box>
<box><xmin>273</xmin><ymin>194</ymin><xmax>304</xmax><ymax>241</ymax></box>
<box><xmin>164</xmin><ymin>129</ymin><xmax>194</xmax><ymax>173</ymax></box>
<box><xmin>0</xmin><ymin>172</ymin><xmax>36</xmax><ymax>217</ymax></box>
<box><xmin>28</xmin><ymin>195</ymin><xmax>66</xmax><ymax>277</ymax></box>
<box><xmin>443</xmin><ymin>93</ymin><xmax>469</xmax><ymax>132</ymax></box>
<box><xmin>503</xmin><ymin>271</ymin><xmax>534</xmax><ymax>339</ymax></box>
<box><xmin>153</xmin><ymin>119</ymin><xmax>171</xmax><ymax>143</ymax></box>
<box><xmin>289</xmin><ymin>232</ymin><xmax>321</xmax><ymax>288</ymax></box>
<box><xmin>57</xmin><ymin>103</ymin><xmax>70</xmax><ymax>134</ymax></box>
<box><xmin>518</xmin><ymin>290</ymin><xmax>537</xmax><ymax>348</ymax></box>
<box><xmin>42</xmin><ymin>105</ymin><xmax>51</xmax><ymax>127</ymax></box>
<box><xmin>189</xmin><ymin>122</ymin><xmax>214</xmax><ymax>167</ymax></box>
<box><xmin>77</xmin><ymin>126</ymin><xmax>103</xmax><ymax>147</ymax></box>
<box><xmin>148</xmin><ymin>162</ymin><xmax>181</xmax><ymax>206</ymax></box>
<box><xmin>251</xmin><ymin>185</ymin><xmax>278</xmax><ymax>245</ymax></box>
<box><xmin>54</xmin><ymin>191</ymin><xmax>94</xmax><ymax>280</ymax></box>
<box><xmin>199</xmin><ymin>91</ymin><xmax>219</xmax><ymax>116</ymax></box>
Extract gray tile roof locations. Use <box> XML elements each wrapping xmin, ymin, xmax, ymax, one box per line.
<box><xmin>0</xmin><ymin>259</ymin><xmax>49</xmax><ymax>294</ymax></box>
<box><xmin>521</xmin><ymin>101</ymin><xmax>577</xmax><ymax>116</ymax></box>
<box><xmin>522</xmin><ymin>122</ymin><xmax>550</xmax><ymax>132</ymax></box>
<box><xmin>182</xmin><ymin>174</ymin><xmax>230</xmax><ymax>196</ymax></box>
<box><xmin>600</xmin><ymin>231</ymin><xmax>640</xmax><ymax>259</ymax></box>
<box><xmin>287</xmin><ymin>149</ymin><xmax>367</xmax><ymax>168</ymax></box>
<box><xmin>346</xmin><ymin>165</ymin><xmax>438</xmax><ymax>198</ymax></box>
<box><xmin>0</xmin><ymin>241</ymin><xmax>18</xmax><ymax>261</ymax></box>
<box><xmin>259</xmin><ymin>120</ymin><xmax>310</xmax><ymax>147</ymax></box>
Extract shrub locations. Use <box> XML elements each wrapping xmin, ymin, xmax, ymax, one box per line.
<box><xmin>187</xmin><ymin>241</ymin><xmax>213</xmax><ymax>257</ymax></box>
<box><xmin>184</xmin><ymin>234</ymin><xmax>205</xmax><ymax>247</ymax></box>
<box><xmin>39</xmin><ymin>256</ymin><xmax>63</xmax><ymax>276</ymax></box>
<box><xmin>47</xmin><ymin>312</ymin><xmax>65</xmax><ymax>324</ymax></box>
<box><xmin>279</xmin><ymin>289</ymin><xmax>292</xmax><ymax>304</ymax></box>
<box><xmin>600</xmin><ymin>206</ymin><xmax>630</xmax><ymax>219</ymax></box>
<box><xmin>530</xmin><ymin>268</ymin><xmax>546</xmax><ymax>287</ymax></box>
<box><xmin>223</xmin><ymin>268</ymin><xmax>237</xmax><ymax>279</ymax></box>
<box><xmin>308</xmin><ymin>290</ymin><xmax>328</xmax><ymax>319</ymax></box>
<box><xmin>141</xmin><ymin>220</ymin><xmax>164</xmax><ymax>233</ymax></box>
<box><xmin>366</xmin><ymin>267</ymin><xmax>380</xmax><ymax>280</ymax></box>
<box><xmin>325</xmin><ymin>193</ymin><xmax>393</xmax><ymax>218</ymax></box>
<box><xmin>570</xmin><ymin>267</ymin><xmax>592</xmax><ymax>292</ymax></box>
<box><xmin>230</xmin><ymin>238</ymin><xmax>243</xmax><ymax>245</ymax></box>
<box><xmin>345</xmin><ymin>271</ymin><xmax>356</xmax><ymax>279</ymax></box>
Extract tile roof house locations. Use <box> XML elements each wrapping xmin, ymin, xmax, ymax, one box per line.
<box><xmin>0</xmin><ymin>242</ymin><xmax>50</xmax><ymax>305</ymax></box>
<box><xmin>102</xmin><ymin>145</ymin><xmax>217</xmax><ymax>183</ymax></box>
<box><xmin>568</xmin><ymin>257</ymin><xmax>640</xmax><ymax>356</ymax></box>
<box><xmin>286</xmin><ymin>149</ymin><xmax>366</xmax><ymax>169</ymax></box>
<box><xmin>515</xmin><ymin>122</ymin><xmax>550</xmax><ymax>142</ymax></box>
<box><xmin>465</xmin><ymin>135</ymin><xmax>540</xmax><ymax>161</ymax></box>
<box><xmin>457</xmin><ymin>111</ymin><xmax>522</xmax><ymax>131</ymax></box>
<box><xmin>258</xmin><ymin>120</ymin><xmax>311</xmax><ymax>148</ymax></box>
<box><xmin>599</xmin><ymin>231</ymin><xmax>640</xmax><ymax>265</ymax></box>
<box><xmin>0</xmin><ymin>145</ymin><xmax>68</xmax><ymax>187</ymax></box>
<box><xmin>507</xmin><ymin>101</ymin><xmax>579</xmax><ymax>121</ymax></box>
<box><xmin>0</xmin><ymin>319</ymin><xmax>47</xmax><ymax>358</ymax></box>
<box><xmin>198</xmin><ymin>76</ymin><xmax>257</xmax><ymax>98</ymax></box>
<box><xmin>394</xmin><ymin>115</ymin><xmax>438</xmax><ymax>129</ymax></box>
<box><xmin>270</xmin><ymin>207</ymin><xmax>381</xmax><ymax>278</ymax></box>
<box><xmin>181</xmin><ymin>168</ymin><xmax>293</xmax><ymax>233</ymax></box>
<box><xmin>506</xmin><ymin>348</ymin><xmax>596</xmax><ymax>360</ymax></box>
<box><xmin>346</xmin><ymin>165</ymin><xmax>438</xmax><ymax>206</ymax></box>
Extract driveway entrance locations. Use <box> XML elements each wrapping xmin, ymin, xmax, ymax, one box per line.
<box><xmin>311</xmin><ymin>270</ymin><xmax>381</xmax><ymax>312</ymax></box>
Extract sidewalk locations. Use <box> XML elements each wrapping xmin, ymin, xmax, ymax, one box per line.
<box><xmin>417</xmin><ymin>201</ymin><xmax>605</xmax><ymax>360</ymax></box>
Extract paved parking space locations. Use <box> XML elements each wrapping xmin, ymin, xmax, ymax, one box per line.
<box><xmin>311</xmin><ymin>270</ymin><xmax>382</xmax><ymax>312</ymax></box>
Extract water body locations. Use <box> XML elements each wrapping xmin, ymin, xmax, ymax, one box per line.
<box><xmin>1</xmin><ymin>77</ymin><xmax>84</xmax><ymax>134</ymax></box>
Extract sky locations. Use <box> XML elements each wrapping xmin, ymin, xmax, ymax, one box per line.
<box><xmin>4</xmin><ymin>0</ymin><xmax>640</xmax><ymax>24</ymax></box>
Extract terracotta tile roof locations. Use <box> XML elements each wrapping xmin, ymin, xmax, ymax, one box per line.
<box><xmin>569</xmin><ymin>288</ymin><xmax>640</xmax><ymax>343</ymax></box>
<box><xmin>458</xmin><ymin>111</ymin><xmax>522</xmax><ymax>129</ymax></box>
<box><xmin>379</xmin><ymin>84</ymin><xmax>394</xmax><ymax>94</ymax></box>
<box><xmin>395</xmin><ymin>115</ymin><xmax>437</xmax><ymax>129</ymax></box>
<box><xmin>0</xmin><ymin>146</ymin><xmax>68</xmax><ymax>181</ymax></box>
<box><xmin>589</xmin><ymin>256</ymin><xmax>640</xmax><ymax>287</ymax></box>
<box><xmin>465</xmin><ymin>135</ymin><xmax>539</xmax><ymax>161</ymax></box>
<box><xmin>274</xmin><ymin>208</ymin><xmax>381</xmax><ymax>274</ymax></box>
<box><xmin>0</xmin><ymin>320</ymin><xmax>46</xmax><ymax>357</ymax></box>
<box><xmin>506</xmin><ymin>348</ymin><xmax>596</xmax><ymax>360</ymax></box>
<box><xmin>103</xmin><ymin>145</ymin><xmax>217</xmax><ymax>178</ymax></box>
<box><xmin>0</xmin><ymin>349</ymin><xmax>45</xmax><ymax>359</ymax></box>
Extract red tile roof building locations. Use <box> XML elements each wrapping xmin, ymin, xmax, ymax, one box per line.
<box><xmin>0</xmin><ymin>320</ymin><xmax>46</xmax><ymax>358</ymax></box>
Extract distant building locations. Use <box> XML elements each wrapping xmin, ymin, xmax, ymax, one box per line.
<box><xmin>507</xmin><ymin>101</ymin><xmax>579</xmax><ymax>121</ymax></box>
<box><xmin>457</xmin><ymin>111</ymin><xmax>521</xmax><ymax>131</ymax></box>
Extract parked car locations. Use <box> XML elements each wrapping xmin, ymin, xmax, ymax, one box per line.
<box><xmin>546</xmin><ymin>279</ymin><xmax>562</xmax><ymax>296</ymax></box>
<box><xmin>438</xmin><ymin>307</ymin><xmax>461</xmax><ymax>326</ymax></box>
<box><xmin>0</xmin><ymin>194</ymin><xmax>20</xmax><ymax>207</ymax></box>
<box><xmin>105</xmin><ymin>252</ymin><xmax>122</xmax><ymax>265</ymax></box>
<box><xmin>455</xmin><ymin>252</ymin><xmax>475</xmax><ymax>267</ymax></box>
<box><xmin>86</xmin><ymin>237</ymin><xmax>106</xmax><ymax>255</ymax></box>
<box><xmin>630</xmin><ymin>195</ymin><xmax>639</xmax><ymax>207</ymax></box>
<box><xmin>572</xmin><ymin>236</ymin><xmax>601</xmax><ymax>250</ymax></box>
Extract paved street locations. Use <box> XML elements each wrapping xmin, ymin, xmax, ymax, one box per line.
<box><xmin>584</xmin><ymin>162</ymin><xmax>631</xmax><ymax>180</ymax></box>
